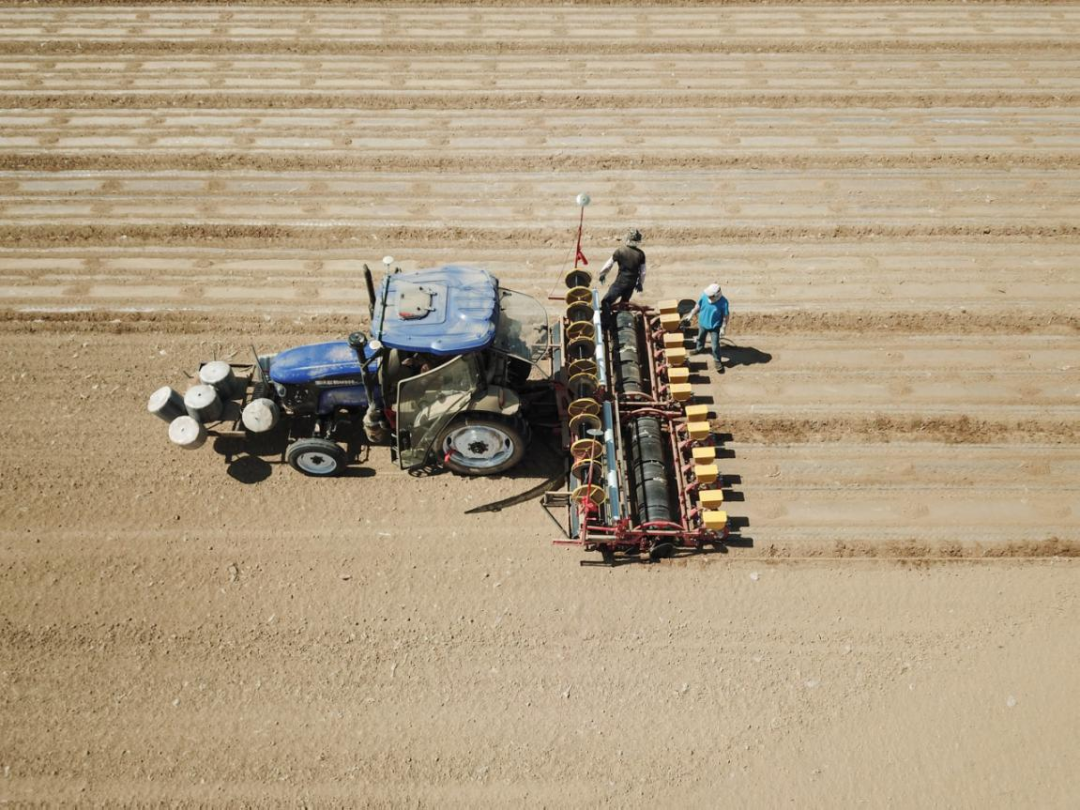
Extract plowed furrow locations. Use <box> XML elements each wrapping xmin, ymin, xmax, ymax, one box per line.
<box><xmin>4</xmin><ymin>5</ymin><xmax>1080</xmax><ymax>45</ymax></box>
<box><xmin>2</xmin><ymin>223</ymin><xmax>1078</xmax><ymax>250</ymax></box>
<box><xmin>6</xmin><ymin>91</ymin><xmax>1080</xmax><ymax>110</ymax></box>
<box><xmin>7</xmin><ymin>153</ymin><xmax>1080</xmax><ymax>172</ymax></box>
<box><xmin>3</xmin><ymin>39</ymin><xmax>1079</xmax><ymax>57</ymax></box>
<box><xmin>2</xmin><ymin>55</ymin><xmax>1077</xmax><ymax>94</ymax></box>
<box><xmin>1</xmin><ymin>309</ymin><xmax>1076</xmax><ymax>338</ymax></box>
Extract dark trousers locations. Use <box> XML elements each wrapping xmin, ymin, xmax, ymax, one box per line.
<box><xmin>601</xmin><ymin>281</ymin><xmax>636</xmax><ymax>323</ymax></box>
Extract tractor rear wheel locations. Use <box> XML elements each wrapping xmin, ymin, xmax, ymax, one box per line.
<box><xmin>287</xmin><ymin>437</ymin><xmax>347</xmax><ymax>477</ymax></box>
<box><xmin>437</xmin><ymin>413</ymin><xmax>528</xmax><ymax>476</ymax></box>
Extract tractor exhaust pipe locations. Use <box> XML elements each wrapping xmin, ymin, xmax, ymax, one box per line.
<box><xmin>363</xmin><ymin>264</ymin><xmax>377</xmax><ymax>318</ymax></box>
<box><xmin>348</xmin><ymin>331</ymin><xmax>388</xmax><ymax>443</ymax></box>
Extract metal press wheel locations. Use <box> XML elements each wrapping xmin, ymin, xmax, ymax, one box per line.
<box><xmin>287</xmin><ymin>437</ymin><xmax>348</xmax><ymax>477</ymax></box>
<box><xmin>437</xmin><ymin>413</ymin><xmax>528</xmax><ymax>476</ymax></box>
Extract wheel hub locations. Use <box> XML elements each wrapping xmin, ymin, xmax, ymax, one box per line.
<box><xmin>296</xmin><ymin>451</ymin><xmax>336</xmax><ymax>474</ymax></box>
<box><xmin>444</xmin><ymin>425</ymin><xmax>513</xmax><ymax>469</ymax></box>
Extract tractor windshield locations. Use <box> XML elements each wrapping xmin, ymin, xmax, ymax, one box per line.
<box><xmin>395</xmin><ymin>354</ymin><xmax>481</xmax><ymax>470</ymax></box>
<box><xmin>492</xmin><ymin>289</ymin><xmax>550</xmax><ymax>366</ymax></box>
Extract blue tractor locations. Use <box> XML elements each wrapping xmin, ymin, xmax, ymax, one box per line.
<box><xmin>228</xmin><ymin>264</ymin><xmax>553</xmax><ymax>476</ymax></box>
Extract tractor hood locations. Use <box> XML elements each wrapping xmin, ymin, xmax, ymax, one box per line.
<box><xmin>371</xmin><ymin>265</ymin><xmax>497</xmax><ymax>356</ymax></box>
<box><xmin>269</xmin><ymin>341</ymin><xmax>376</xmax><ymax>385</ymax></box>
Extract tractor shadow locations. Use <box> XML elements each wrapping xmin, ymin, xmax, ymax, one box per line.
<box><xmin>212</xmin><ymin>426</ymin><xmax>288</xmax><ymax>483</ymax></box>
<box><xmin>211</xmin><ymin>421</ymin><xmax>375</xmax><ymax>484</ymax></box>
<box><xmin>459</xmin><ymin>433</ymin><xmax>569</xmax><ymax>514</ymax></box>
<box><xmin>223</xmin><ymin>454</ymin><xmax>273</xmax><ymax>484</ymax></box>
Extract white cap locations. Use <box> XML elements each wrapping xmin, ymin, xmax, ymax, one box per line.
<box><xmin>704</xmin><ymin>283</ymin><xmax>721</xmax><ymax>299</ymax></box>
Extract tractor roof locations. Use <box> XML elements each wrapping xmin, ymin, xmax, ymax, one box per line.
<box><xmin>371</xmin><ymin>265</ymin><xmax>498</xmax><ymax>356</ymax></box>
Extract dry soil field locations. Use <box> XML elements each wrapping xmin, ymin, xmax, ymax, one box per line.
<box><xmin>1</xmin><ymin>2</ymin><xmax>1079</xmax><ymax>806</ymax></box>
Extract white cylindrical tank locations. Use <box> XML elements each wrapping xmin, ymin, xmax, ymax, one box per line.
<box><xmin>168</xmin><ymin>415</ymin><xmax>207</xmax><ymax>450</ymax></box>
<box><xmin>184</xmin><ymin>384</ymin><xmax>222</xmax><ymax>423</ymax></box>
<box><xmin>199</xmin><ymin>360</ymin><xmax>242</xmax><ymax>399</ymax></box>
<box><xmin>242</xmin><ymin>397</ymin><xmax>280</xmax><ymax>433</ymax></box>
<box><xmin>147</xmin><ymin>386</ymin><xmax>186</xmax><ymax>422</ymax></box>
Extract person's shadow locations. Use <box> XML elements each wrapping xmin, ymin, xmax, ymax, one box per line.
<box><xmin>720</xmin><ymin>342</ymin><xmax>772</xmax><ymax>369</ymax></box>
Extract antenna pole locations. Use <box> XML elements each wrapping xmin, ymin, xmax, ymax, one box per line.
<box><xmin>548</xmin><ymin>192</ymin><xmax>591</xmax><ymax>300</ymax></box>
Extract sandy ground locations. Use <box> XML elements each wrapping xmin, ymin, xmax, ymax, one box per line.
<box><xmin>1</xmin><ymin>2</ymin><xmax>1079</xmax><ymax>806</ymax></box>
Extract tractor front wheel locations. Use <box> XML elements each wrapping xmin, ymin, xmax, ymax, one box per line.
<box><xmin>437</xmin><ymin>413</ymin><xmax>528</xmax><ymax>476</ymax></box>
<box><xmin>287</xmin><ymin>437</ymin><xmax>347</xmax><ymax>477</ymax></box>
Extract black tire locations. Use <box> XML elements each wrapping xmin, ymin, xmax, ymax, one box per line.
<box><xmin>437</xmin><ymin>412</ymin><xmax>528</xmax><ymax>476</ymax></box>
<box><xmin>287</xmin><ymin>437</ymin><xmax>347</xmax><ymax>477</ymax></box>
<box><xmin>649</xmin><ymin>542</ymin><xmax>676</xmax><ymax>561</ymax></box>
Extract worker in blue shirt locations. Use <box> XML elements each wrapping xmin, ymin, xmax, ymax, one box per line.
<box><xmin>682</xmin><ymin>283</ymin><xmax>730</xmax><ymax>372</ymax></box>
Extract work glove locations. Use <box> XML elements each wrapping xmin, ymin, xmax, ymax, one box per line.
<box><xmin>717</xmin><ymin>329</ymin><xmax>725</xmax><ymax>341</ymax></box>
<box><xmin>598</xmin><ymin>271</ymin><xmax>608</xmax><ymax>284</ymax></box>
<box><xmin>635</xmin><ymin>283</ymin><xmax>643</xmax><ymax>293</ymax></box>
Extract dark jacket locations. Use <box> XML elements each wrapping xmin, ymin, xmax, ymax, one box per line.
<box><xmin>610</xmin><ymin>246</ymin><xmax>646</xmax><ymax>288</ymax></box>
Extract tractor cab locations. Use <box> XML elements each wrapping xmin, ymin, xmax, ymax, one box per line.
<box><xmin>370</xmin><ymin>265</ymin><xmax>551</xmax><ymax>474</ymax></box>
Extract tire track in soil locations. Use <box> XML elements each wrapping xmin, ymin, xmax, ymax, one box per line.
<box><xmin>3</xmin><ymin>41</ymin><xmax>1079</xmax><ymax>57</ymax></box>
<box><xmin>2</xmin><ymin>223</ymin><xmax>1078</xmax><ymax>249</ymax></box>
<box><xmin>2</xmin><ymin>309</ymin><xmax>1076</xmax><ymax>338</ymax></box>
<box><xmin>3</xmin><ymin>40</ymin><xmax>1077</xmax><ymax>57</ymax></box>
<box><xmin>720</xmin><ymin>415</ymin><xmax>1080</xmax><ymax>446</ymax></box>
<box><xmin>6</xmin><ymin>91</ymin><xmax>1080</xmax><ymax>110</ymax></box>
<box><xmin>723</xmin><ymin>537</ymin><xmax>1080</xmax><ymax>561</ymax></box>
<box><xmin>6</xmin><ymin>0</ymin><xmax>1073</xmax><ymax>6</ymax></box>
<box><xmin>6</xmin><ymin>152</ymin><xmax>1080</xmax><ymax>172</ymax></box>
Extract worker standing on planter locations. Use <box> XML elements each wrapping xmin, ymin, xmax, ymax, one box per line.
<box><xmin>598</xmin><ymin>228</ymin><xmax>646</xmax><ymax>322</ymax></box>
<box><xmin>682</xmin><ymin>283</ymin><xmax>731</xmax><ymax>373</ymax></box>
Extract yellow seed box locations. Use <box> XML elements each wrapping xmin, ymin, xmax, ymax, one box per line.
<box><xmin>686</xmin><ymin>421</ymin><xmax>711</xmax><ymax>441</ymax></box>
<box><xmin>670</xmin><ymin>383</ymin><xmax>693</xmax><ymax>401</ymax></box>
<box><xmin>691</xmin><ymin>446</ymin><xmax>716</xmax><ymax>464</ymax></box>
<box><xmin>702</xmin><ymin>510</ymin><xmax>728</xmax><ymax>532</ymax></box>
<box><xmin>694</xmin><ymin>464</ymin><xmax>719</xmax><ymax>485</ymax></box>
<box><xmin>667</xmin><ymin>366</ymin><xmax>690</xmax><ymax>385</ymax></box>
<box><xmin>684</xmin><ymin>404</ymin><xmax>710</xmax><ymax>422</ymax></box>
<box><xmin>659</xmin><ymin>312</ymin><xmax>682</xmax><ymax>333</ymax></box>
<box><xmin>662</xmin><ymin>332</ymin><xmax>685</xmax><ymax>349</ymax></box>
<box><xmin>658</xmin><ymin>299</ymin><xmax>680</xmax><ymax>315</ymax></box>
<box><xmin>699</xmin><ymin>489</ymin><xmax>725</xmax><ymax>509</ymax></box>
<box><xmin>664</xmin><ymin>347</ymin><xmax>687</xmax><ymax>367</ymax></box>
